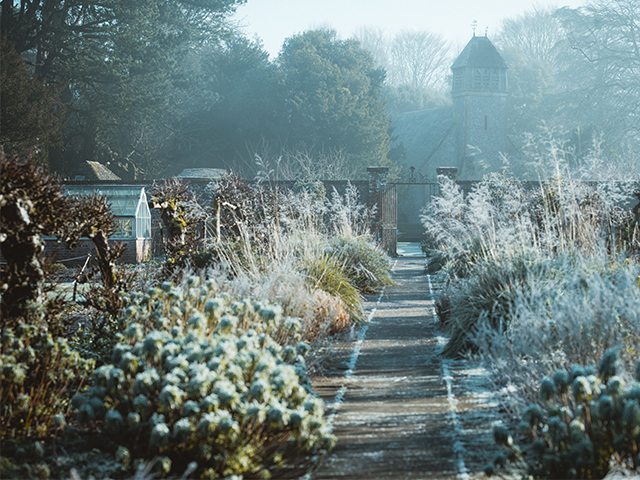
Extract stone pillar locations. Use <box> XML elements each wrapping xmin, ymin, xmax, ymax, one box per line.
<box><xmin>367</xmin><ymin>167</ymin><xmax>388</xmax><ymax>235</ymax></box>
<box><xmin>367</xmin><ymin>167</ymin><xmax>397</xmax><ymax>257</ymax></box>
<box><xmin>436</xmin><ymin>167</ymin><xmax>458</xmax><ymax>182</ymax></box>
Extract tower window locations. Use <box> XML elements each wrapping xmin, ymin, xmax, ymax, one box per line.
<box><xmin>484</xmin><ymin>116</ymin><xmax>488</xmax><ymax>131</ymax></box>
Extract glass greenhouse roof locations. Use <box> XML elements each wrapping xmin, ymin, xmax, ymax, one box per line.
<box><xmin>65</xmin><ymin>185</ymin><xmax>147</xmax><ymax>217</ymax></box>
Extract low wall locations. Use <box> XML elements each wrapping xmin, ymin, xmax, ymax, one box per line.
<box><xmin>44</xmin><ymin>238</ymin><xmax>151</xmax><ymax>265</ymax></box>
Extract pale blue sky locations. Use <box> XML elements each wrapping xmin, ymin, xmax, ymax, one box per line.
<box><xmin>232</xmin><ymin>0</ymin><xmax>587</xmax><ymax>57</ymax></box>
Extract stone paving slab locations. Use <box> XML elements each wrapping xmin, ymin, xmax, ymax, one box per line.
<box><xmin>310</xmin><ymin>256</ymin><xmax>502</xmax><ymax>480</ymax></box>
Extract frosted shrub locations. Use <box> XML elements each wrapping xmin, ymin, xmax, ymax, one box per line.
<box><xmin>300</xmin><ymin>253</ymin><xmax>363</xmax><ymax>322</ymax></box>
<box><xmin>1</xmin><ymin>325</ymin><xmax>95</xmax><ymax>439</ymax></box>
<box><xmin>326</xmin><ymin>182</ymin><xmax>374</xmax><ymax>237</ymax></box>
<box><xmin>423</xmin><ymin>172</ymin><xmax>638</xmax><ymax>277</ymax></box>
<box><xmin>472</xmin><ymin>254</ymin><xmax>640</xmax><ymax>407</ymax></box>
<box><xmin>488</xmin><ymin>350</ymin><xmax>640</xmax><ymax>479</ymax></box>
<box><xmin>204</xmin><ymin>177</ymin><xmax>389</xmax><ymax>335</ymax></box>
<box><xmin>73</xmin><ymin>283</ymin><xmax>335</xmax><ymax>478</ymax></box>
<box><xmin>426</xmin><ymin>169</ymin><xmax>639</xmax><ymax>358</ymax></box>
<box><xmin>328</xmin><ymin>235</ymin><xmax>393</xmax><ymax>293</ymax></box>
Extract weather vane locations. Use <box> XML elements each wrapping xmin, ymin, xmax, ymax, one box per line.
<box><xmin>471</xmin><ymin>20</ymin><xmax>478</xmax><ymax>36</ymax></box>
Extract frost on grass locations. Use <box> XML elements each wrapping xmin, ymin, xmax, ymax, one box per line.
<box><xmin>423</xmin><ymin>140</ymin><xmax>640</xmax><ymax>414</ymax></box>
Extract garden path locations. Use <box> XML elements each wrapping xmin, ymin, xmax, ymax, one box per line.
<box><xmin>310</xmin><ymin>251</ymin><xmax>502</xmax><ymax>480</ymax></box>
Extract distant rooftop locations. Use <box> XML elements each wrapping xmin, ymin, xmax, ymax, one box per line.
<box><xmin>451</xmin><ymin>35</ymin><xmax>507</xmax><ymax>70</ymax></box>
<box><xmin>178</xmin><ymin>168</ymin><xmax>225</xmax><ymax>180</ymax></box>
<box><xmin>73</xmin><ymin>160</ymin><xmax>121</xmax><ymax>181</ymax></box>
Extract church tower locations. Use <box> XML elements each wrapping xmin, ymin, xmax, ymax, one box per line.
<box><xmin>451</xmin><ymin>34</ymin><xmax>508</xmax><ymax>178</ymax></box>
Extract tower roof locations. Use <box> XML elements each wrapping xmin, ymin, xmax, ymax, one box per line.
<box><xmin>451</xmin><ymin>35</ymin><xmax>507</xmax><ymax>70</ymax></box>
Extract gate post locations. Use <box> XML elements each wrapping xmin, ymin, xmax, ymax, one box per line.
<box><xmin>436</xmin><ymin>167</ymin><xmax>458</xmax><ymax>182</ymax></box>
<box><xmin>367</xmin><ymin>167</ymin><xmax>396</xmax><ymax>257</ymax></box>
<box><xmin>367</xmin><ymin>166</ymin><xmax>388</xmax><ymax>226</ymax></box>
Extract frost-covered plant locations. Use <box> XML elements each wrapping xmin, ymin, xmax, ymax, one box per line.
<box><xmin>328</xmin><ymin>235</ymin><xmax>393</xmax><ymax>293</ymax></box>
<box><xmin>326</xmin><ymin>182</ymin><xmax>375</xmax><ymax>237</ymax></box>
<box><xmin>209</xmin><ymin>172</ymin><xmax>277</xmax><ymax>247</ymax></box>
<box><xmin>426</xmin><ymin>168</ymin><xmax>639</xmax><ymax>359</ymax></box>
<box><xmin>150</xmin><ymin>177</ymin><xmax>208</xmax><ymax>268</ymax></box>
<box><xmin>470</xmin><ymin>254</ymin><xmax>640</xmax><ymax>408</ymax></box>
<box><xmin>1</xmin><ymin>325</ymin><xmax>95</xmax><ymax>439</ymax></box>
<box><xmin>74</xmin><ymin>292</ymin><xmax>335</xmax><ymax>479</ymax></box>
<box><xmin>119</xmin><ymin>278</ymin><xmax>309</xmax><ymax>348</ymax></box>
<box><xmin>300</xmin><ymin>254</ymin><xmax>363</xmax><ymax>322</ymax></box>
<box><xmin>222</xmin><ymin>263</ymin><xmax>351</xmax><ymax>344</ymax></box>
<box><xmin>487</xmin><ymin>349</ymin><xmax>640</xmax><ymax>479</ymax></box>
<box><xmin>203</xmin><ymin>179</ymin><xmax>381</xmax><ymax>329</ymax></box>
<box><xmin>439</xmin><ymin>252</ymin><xmax>544</xmax><ymax>357</ymax></box>
<box><xmin>423</xmin><ymin>171</ymin><xmax>638</xmax><ymax>277</ymax></box>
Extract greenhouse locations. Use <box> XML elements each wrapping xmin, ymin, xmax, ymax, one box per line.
<box><xmin>65</xmin><ymin>185</ymin><xmax>152</xmax><ymax>239</ymax></box>
<box><xmin>45</xmin><ymin>185</ymin><xmax>152</xmax><ymax>263</ymax></box>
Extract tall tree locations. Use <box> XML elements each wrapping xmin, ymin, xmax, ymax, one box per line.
<box><xmin>277</xmin><ymin>29</ymin><xmax>392</xmax><ymax>175</ymax></box>
<box><xmin>496</xmin><ymin>4</ymin><xmax>565</xmax><ymax>68</ymax></box>
<box><xmin>0</xmin><ymin>37</ymin><xmax>65</xmax><ymax>161</ymax></box>
<box><xmin>555</xmin><ymin>0</ymin><xmax>640</xmax><ymax>146</ymax></box>
<box><xmin>1</xmin><ymin>0</ymin><xmax>245</xmax><ymax>177</ymax></box>
<box><xmin>170</xmin><ymin>35</ymin><xmax>283</xmax><ymax>172</ymax></box>
<box><xmin>354</xmin><ymin>27</ymin><xmax>451</xmax><ymax>92</ymax></box>
<box><xmin>353</xmin><ymin>26</ymin><xmax>388</xmax><ymax>69</ymax></box>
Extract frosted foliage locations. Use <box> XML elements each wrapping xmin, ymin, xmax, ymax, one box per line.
<box><xmin>424</xmin><ymin>173</ymin><xmax>638</xmax><ymax>269</ymax></box>
<box><xmin>75</xmin><ymin>282</ymin><xmax>336</xmax><ymax>478</ymax></box>
<box><xmin>201</xmin><ymin>177</ymin><xmax>385</xmax><ymax>342</ymax></box>
<box><xmin>471</xmin><ymin>255</ymin><xmax>640</xmax><ymax>411</ymax></box>
<box><xmin>424</xmin><ymin>165</ymin><xmax>640</xmax><ymax>412</ymax></box>
<box><xmin>327</xmin><ymin>183</ymin><xmax>374</xmax><ymax>237</ymax></box>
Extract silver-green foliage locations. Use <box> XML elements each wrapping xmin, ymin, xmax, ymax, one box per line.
<box><xmin>488</xmin><ymin>349</ymin><xmax>640</xmax><ymax>479</ymax></box>
<box><xmin>73</xmin><ymin>279</ymin><xmax>335</xmax><ymax>479</ymax></box>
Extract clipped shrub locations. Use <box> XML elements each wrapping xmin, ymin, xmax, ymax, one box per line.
<box><xmin>488</xmin><ymin>349</ymin><xmax>640</xmax><ymax>479</ymax></box>
<box><xmin>301</xmin><ymin>254</ymin><xmax>363</xmax><ymax>322</ymax></box>
<box><xmin>1</xmin><ymin>325</ymin><xmax>95</xmax><ymax>439</ymax></box>
<box><xmin>328</xmin><ymin>235</ymin><xmax>393</xmax><ymax>293</ymax></box>
<box><xmin>73</xmin><ymin>280</ymin><xmax>335</xmax><ymax>479</ymax></box>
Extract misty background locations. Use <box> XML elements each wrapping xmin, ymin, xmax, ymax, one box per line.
<box><xmin>2</xmin><ymin>0</ymin><xmax>639</xmax><ymax>180</ymax></box>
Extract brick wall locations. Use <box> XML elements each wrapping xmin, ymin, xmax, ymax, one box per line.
<box><xmin>44</xmin><ymin>238</ymin><xmax>151</xmax><ymax>265</ymax></box>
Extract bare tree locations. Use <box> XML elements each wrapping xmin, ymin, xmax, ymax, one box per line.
<box><xmin>555</xmin><ymin>0</ymin><xmax>640</xmax><ymax>142</ymax></box>
<box><xmin>495</xmin><ymin>4</ymin><xmax>565</xmax><ymax>68</ymax></box>
<box><xmin>353</xmin><ymin>26</ymin><xmax>389</xmax><ymax>69</ymax></box>
<box><xmin>353</xmin><ymin>27</ymin><xmax>451</xmax><ymax>92</ymax></box>
<box><xmin>387</xmin><ymin>30</ymin><xmax>451</xmax><ymax>91</ymax></box>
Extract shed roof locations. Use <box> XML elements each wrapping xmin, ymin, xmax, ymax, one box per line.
<box><xmin>73</xmin><ymin>161</ymin><xmax>121</xmax><ymax>181</ymax></box>
<box><xmin>451</xmin><ymin>35</ymin><xmax>507</xmax><ymax>70</ymax></box>
<box><xmin>178</xmin><ymin>168</ymin><xmax>225</xmax><ymax>180</ymax></box>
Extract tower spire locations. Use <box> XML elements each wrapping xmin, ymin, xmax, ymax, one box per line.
<box><xmin>471</xmin><ymin>20</ymin><xmax>478</xmax><ymax>37</ymax></box>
